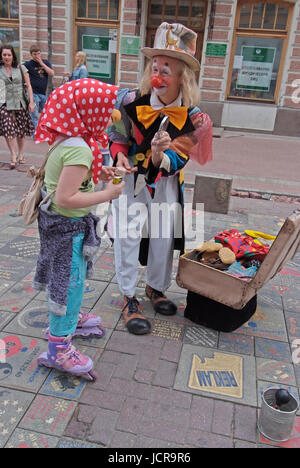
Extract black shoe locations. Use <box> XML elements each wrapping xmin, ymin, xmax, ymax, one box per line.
<box><xmin>145</xmin><ymin>285</ymin><xmax>177</xmax><ymax>316</ymax></box>
<box><xmin>122</xmin><ymin>296</ymin><xmax>151</xmax><ymax>335</ymax></box>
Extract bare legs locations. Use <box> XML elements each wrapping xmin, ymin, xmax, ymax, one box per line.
<box><xmin>16</xmin><ymin>137</ymin><xmax>26</xmax><ymax>163</ymax></box>
<box><xmin>5</xmin><ymin>136</ymin><xmax>26</xmax><ymax>167</ymax></box>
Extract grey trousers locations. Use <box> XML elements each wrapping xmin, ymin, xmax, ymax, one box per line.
<box><xmin>112</xmin><ymin>172</ymin><xmax>180</xmax><ymax>297</ymax></box>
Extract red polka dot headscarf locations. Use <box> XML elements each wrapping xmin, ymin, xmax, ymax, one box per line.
<box><xmin>35</xmin><ymin>78</ymin><xmax>119</xmax><ymax>184</ymax></box>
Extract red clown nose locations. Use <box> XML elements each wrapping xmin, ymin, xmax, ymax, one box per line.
<box><xmin>151</xmin><ymin>75</ymin><xmax>163</xmax><ymax>88</ymax></box>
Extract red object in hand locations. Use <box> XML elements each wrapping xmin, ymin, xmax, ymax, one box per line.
<box><xmin>151</xmin><ymin>75</ymin><xmax>163</xmax><ymax>88</ymax></box>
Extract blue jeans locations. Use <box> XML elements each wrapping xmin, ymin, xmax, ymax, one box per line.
<box><xmin>49</xmin><ymin>231</ymin><xmax>87</xmax><ymax>337</ymax></box>
<box><xmin>31</xmin><ymin>93</ymin><xmax>47</xmax><ymax>130</ymax></box>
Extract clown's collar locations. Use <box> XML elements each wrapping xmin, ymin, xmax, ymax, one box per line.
<box><xmin>150</xmin><ymin>90</ymin><xmax>183</xmax><ymax>110</ymax></box>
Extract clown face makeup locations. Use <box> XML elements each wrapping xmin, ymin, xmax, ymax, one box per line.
<box><xmin>150</xmin><ymin>56</ymin><xmax>183</xmax><ymax>105</ymax></box>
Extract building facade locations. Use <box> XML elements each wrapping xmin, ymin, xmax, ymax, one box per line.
<box><xmin>0</xmin><ymin>0</ymin><xmax>299</xmax><ymax>135</ymax></box>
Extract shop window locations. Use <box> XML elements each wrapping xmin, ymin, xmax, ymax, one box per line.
<box><xmin>227</xmin><ymin>0</ymin><xmax>293</xmax><ymax>103</ymax></box>
<box><xmin>146</xmin><ymin>0</ymin><xmax>208</xmax><ymax>64</ymax></box>
<box><xmin>77</xmin><ymin>0</ymin><xmax>119</xmax><ymax>20</ymax></box>
<box><xmin>0</xmin><ymin>0</ymin><xmax>19</xmax><ymax>55</ymax></box>
<box><xmin>75</xmin><ymin>0</ymin><xmax>120</xmax><ymax>84</ymax></box>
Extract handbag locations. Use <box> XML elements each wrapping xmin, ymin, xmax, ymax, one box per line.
<box><xmin>19</xmin><ymin>65</ymin><xmax>30</xmax><ymax>106</ymax></box>
<box><xmin>18</xmin><ymin>139</ymin><xmax>63</xmax><ymax>225</ymax></box>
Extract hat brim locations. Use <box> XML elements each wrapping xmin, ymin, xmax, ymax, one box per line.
<box><xmin>141</xmin><ymin>47</ymin><xmax>200</xmax><ymax>72</ymax></box>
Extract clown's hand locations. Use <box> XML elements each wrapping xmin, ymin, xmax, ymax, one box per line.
<box><xmin>99</xmin><ymin>166</ymin><xmax>115</xmax><ymax>182</ymax></box>
<box><xmin>151</xmin><ymin>131</ymin><xmax>171</xmax><ymax>167</ymax></box>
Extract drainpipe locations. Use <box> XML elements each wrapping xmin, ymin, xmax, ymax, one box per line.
<box><xmin>47</xmin><ymin>0</ymin><xmax>53</xmax><ymax>92</ymax></box>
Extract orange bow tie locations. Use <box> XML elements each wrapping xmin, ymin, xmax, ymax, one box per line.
<box><xmin>136</xmin><ymin>105</ymin><xmax>188</xmax><ymax>131</ymax></box>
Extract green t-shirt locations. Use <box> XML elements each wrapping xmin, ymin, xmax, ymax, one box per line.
<box><xmin>44</xmin><ymin>137</ymin><xmax>95</xmax><ymax>218</ymax></box>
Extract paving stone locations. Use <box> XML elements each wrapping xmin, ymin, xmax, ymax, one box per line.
<box><xmin>0</xmin><ymin>255</ymin><xmax>36</xmax><ymax>282</ymax></box>
<box><xmin>0</xmin><ymin>311</ymin><xmax>14</xmax><ymax>330</ymax></box>
<box><xmin>256</xmin><ymin>358</ymin><xmax>296</xmax><ymax>386</ymax></box>
<box><xmin>255</xmin><ymin>337</ymin><xmax>292</xmax><ymax>362</ymax></box>
<box><xmin>57</xmin><ymin>437</ymin><xmax>100</xmax><ymax>448</ymax></box>
<box><xmin>0</xmin><ymin>235</ymin><xmax>40</xmax><ymax>259</ymax></box>
<box><xmin>219</xmin><ymin>332</ymin><xmax>254</xmax><ymax>355</ymax></box>
<box><xmin>0</xmin><ymin>387</ymin><xmax>34</xmax><ymax>448</ymax></box>
<box><xmin>212</xmin><ymin>400</ymin><xmax>234</xmax><ymax>436</ymax></box>
<box><xmin>285</xmin><ymin>311</ymin><xmax>300</xmax><ymax>343</ymax></box>
<box><xmin>152</xmin><ymin>360</ymin><xmax>178</xmax><ymax>388</ymax></box>
<box><xmin>0</xmin><ymin>280</ymin><xmax>14</xmax><ymax>298</ymax></box>
<box><xmin>92</xmin><ymin>251</ymin><xmax>116</xmax><ymax>282</ymax></box>
<box><xmin>19</xmin><ymin>395</ymin><xmax>77</xmax><ymax>436</ymax></box>
<box><xmin>185</xmin><ymin>429</ymin><xmax>233</xmax><ymax>448</ymax></box>
<box><xmin>87</xmin><ymin>407</ymin><xmax>119</xmax><ymax>446</ymax></box>
<box><xmin>184</xmin><ymin>325</ymin><xmax>218</xmax><ymax>348</ymax></box>
<box><xmin>81</xmin><ymin>279</ymin><xmax>107</xmax><ymax>309</ymax></box>
<box><xmin>174</xmin><ymin>344</ymin><xmax>257</xmax><ymax>406</ymax></box>
<box><xmin>150</xmin><ymin>319</ymin><xmax>185</xmax><ymax>342</ymax></box>
<box><xmin>138</xmin><ymin>416</ymin><xmax>187</xmax><ymax>445</ymax></box>
<box><xmin>5</xmin><ymin>428</ymin><xmax>59</xmax><ymax>448</ymax></box>
<box><xmin>236</xmin><ymin>301</ymin><xmax>288</xmax><ymax>342</ymax></box>
<box><xmin>3</xmin><ymin>300</ymin><xmax>48</xmax><ymax>338</ymax></box>
<box><xmin>0</xmin><ymin>332</ymin><xmax>50</xmax><ymax>391</ymax></box>
<box><xmin>234</xmin><ymin>405</ymin><xmax>257</xmax><ymax>443</ymax></box>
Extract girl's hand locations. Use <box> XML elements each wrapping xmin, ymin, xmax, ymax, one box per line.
<box><xmin>103</xmin><ymin>179</ymin><xmax>125</xmax><ymax>200</ymax></box>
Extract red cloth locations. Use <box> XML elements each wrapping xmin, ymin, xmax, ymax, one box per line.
<box><xmin>35</xmin><ymin>78</ymin><xmax>119</xmax><ymax>184</ymax></box>
<box><xmin>215</xmin><ymin>229</ymin><xmax>270</xmax><ymax>261</ymax></box>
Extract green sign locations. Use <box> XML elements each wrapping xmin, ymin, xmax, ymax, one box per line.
<box><xmin>206</xmin><ymin>43</ymin><xmax>227</xmax><ymax>57</ymax></box>
<box><xmin>120</xmin><ymin>36</ymin><xmax>140</xmax><ymax>56</ymax></box>
<box><xmin>236</xmin><ymin>46</ymin><xmax>276</xmax><ymax>91</ymax></box>
<box><xmin>82</xmin><ymin>35</ymin><xmax>111</xmax><ymax>79</ymax></box>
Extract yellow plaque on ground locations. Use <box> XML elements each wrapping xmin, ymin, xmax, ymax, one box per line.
<box><xmin>188</xmin><ymin>352</ymin><xmax>243</xmax><ymax>399</ymax></box>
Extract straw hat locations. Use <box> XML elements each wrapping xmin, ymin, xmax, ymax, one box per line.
<box><xmin>141</xmin><ymin>22</ymin><xmax>200</xmax><ymax>72</ymax></box>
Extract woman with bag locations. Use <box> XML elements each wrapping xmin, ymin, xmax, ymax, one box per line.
<box><xmin>32</xmin><ymin>78</ymin><xmax>124</xmax><ymax>381</ymax></box>
<box><xmin>0</xmin><ymin>44</ymin><xmax>35</xmax><ymax>168</ymax></box>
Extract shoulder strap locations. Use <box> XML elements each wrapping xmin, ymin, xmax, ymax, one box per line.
<box><xmin>39</xmin><ymin>137</ymin><xmax>67</xmax><ymax>174</ymax></box>
<box><xmin>19</xmin><ymin>64</ymin><xmax>25</xmax><ymax>84</ymax></box>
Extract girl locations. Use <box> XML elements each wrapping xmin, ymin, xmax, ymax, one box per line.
<box><xmin>33</xmin><ymin>78</ymin><xmax>124</xmax><ymax>380</ymax></box>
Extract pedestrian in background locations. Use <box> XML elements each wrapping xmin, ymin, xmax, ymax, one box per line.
<box><xmin>63</xmin><ymin>51</ymin><xmax>88</xmax><ymax>82</ymax></box>
<box><xmin>0</xmin><ymin>44</ymin><xmax>35</xmax><ymax>168</ymax></box>
<box><xmin>23</xmin><ymin>44</ymin><xmax>54</xmax><ymax>131</ymax></box>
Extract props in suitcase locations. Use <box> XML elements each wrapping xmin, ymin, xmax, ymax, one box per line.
<box><xmin>176</xmin><ymin>210</ymin><xmax>300</xmax><ymax>311</ymax></box>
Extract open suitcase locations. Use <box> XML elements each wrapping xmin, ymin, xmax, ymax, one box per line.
<box><xmin>176</xmin><ymin>210</ymin><xmax>300</xmax><ymax>330</ymax></box>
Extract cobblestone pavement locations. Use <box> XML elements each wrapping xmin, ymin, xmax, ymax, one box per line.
<box><xmin>0</xmin><ymin>136</ymin><xmax>300</xmax><ymax>449</ymax></box>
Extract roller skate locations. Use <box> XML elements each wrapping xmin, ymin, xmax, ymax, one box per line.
<box><xmin>75</xmin><ymin>311</ymin><xmax>106</xmax><ymax>338</ymax></box>
<box><xmin>38</xmin><ymin>334</ymin><xmax>97</xmax><ymax>381</ymax></box>
<box><xmin>44</xmin><ymin>311</ymin><xmax>105</xmax><ymax>340</ymax></box>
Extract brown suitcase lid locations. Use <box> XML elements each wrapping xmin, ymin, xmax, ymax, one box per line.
<box><xmin>250</xmin><ymin>210</ymin><xmax>300</xmax><ymax>289</ymax></box>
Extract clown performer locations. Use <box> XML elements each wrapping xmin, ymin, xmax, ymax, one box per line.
<box><xmin>109</xmin><ymin>23</ymin><xmax>213</xmax><ymax>335</ymax></box>
<box><xmin>33</xmin><ymin>79</ymin><xmax>125</xmax><ymax>381</ymax></box>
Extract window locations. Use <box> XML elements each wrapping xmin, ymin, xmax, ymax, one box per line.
<box><xmin>227</xmin><ymin>1</ymin><xmax>293</xmax><ymax>103</ymax></box>
<box><xmin>0</xmin><ymin>0</ymin><xmax>19</xmax><ymax>56</ymax></box>
<box><xmin>146</xmin><ymin>0</ymin><xmax>208</xmax><ymax>64</ymax></box>
<box><xmin>77</xmin><ymin>0</ymin><xmax>119</xmax><ymax>20</ymax></box>
<box><xmin>75</xmin><ymin>0</ymin><xmax>120</xmax><ymax>84</ymax></box>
